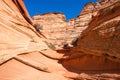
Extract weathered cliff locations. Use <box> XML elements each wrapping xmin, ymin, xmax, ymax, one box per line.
<box><xmin>60</xmin><ymin>0</ymin><xmax>120</xmax><ymax>77</ymax></box>
<box><xmin>32</xmin><ymin>13</ymin><xmax>68</xmax><ymax>48</ymax></box>
<box><xmin>0</xmin><ymin>0</ymin><xmax>51</xmax><ymax>64</ymax></box>
<box><xmin>0</xmin><ymin>0</ymin><xmax>120</xmax><ymax>80</ymax></box>
<box><xmin>77</xmin><ymin>1</ymin><xmax>120</xmax><ymax>62</ymax></box>
<box><xmin>0</xmin><ymin>0</ymin><xmax>70</xmax><ymax>80</ymax></box>
<box><xmin>32</xmin><ymin>0</ymin><xmax>120</xmax><ymax>79</ymax></box>
<box><xmin>32</xmin><ymin>0</ymin><xmax>120</xmax><ymax>49</ymax></box>
<box><xmin>32</xmin><ymin>13</ymin><xmax>87</xmax><ymax>49</ymax></box>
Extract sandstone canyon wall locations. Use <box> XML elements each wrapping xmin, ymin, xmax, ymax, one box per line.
<box><xmin>0</xmin><ymin>0</ymin><xmax>70</xmax><ymax>80</ymax></box>
<box><xmin>77</xmin><ymin>1</ymin><xmax>120</xmax><ymax>62</ymax></box>
<box><xmin>32</xmin><ymin>0</ymin><xmax>120</xmax><ymax>49</ymax></box>
<box><xmin>0</xmin><ymin>0</ymin><xmax>120</xmax><ymax>80</ymax></box>
<box><xmin>60</xmin><ymin>0</ymin><xmax>120</xmax><ymax>75</ymax></box>
<box><xmin>0</xmin><ymin>0</ymin><xmax>50</xmax><ymax>64</ymax></box>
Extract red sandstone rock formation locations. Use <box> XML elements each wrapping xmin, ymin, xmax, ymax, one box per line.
<box><xmin>33</xmin><ymin>0</ymin><xmax>120</xmax><ymax>49</ymax></box>
<box><xmin>32</xmin><ymin>13</ymin><xmax>68</xmax><ymax>48</ymax></box>
<box><xmin>77</xmin><ymin>1</ymin><xmax>120</xmax><ymax>62</ymax></box>
<box><xmin>60</xmin><ymin>0</ymin><xmax>120</xmax><ymax>77</ymax></box>
<box><xmin>0</xmin><ymin>0</ymin><xmax>69</xmax><ymax>80</ymax></box>
<box><xmin>0</xmin><ymin>0</ymin><xmax>120</xmax><ymax>80</ymax></box>
<box><xmin>32</xmin><ymin>12</ymin><xmax>87</xmax><ymax>49</ymax></box>
<box><xmin>0</xmin><ymin>0</ymin><xmax>50</xmax><ymax>64</ymax></box>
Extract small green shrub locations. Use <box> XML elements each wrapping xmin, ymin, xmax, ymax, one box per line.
<box><xmin>71</xmin><ymin>38</ymin><xmax>79</xmax><ymax>46</ymax></box>
<box><xmin>44</xmin><ymin>41</ymin><xmax>56</xmax><ymax>50</ymax></box>
<box><xmin>34</xmin><ymin>23</ymin><xmax>43</xmax><ymax>31</ymax></box>
<box><xmin>63</xmin><ymin>43</ymin><xmax>70</xmax><ymax>49</ymax></box>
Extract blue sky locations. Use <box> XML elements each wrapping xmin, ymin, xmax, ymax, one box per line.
<box><xmin>24</xmin><ymin>0</ymin><xmax>97</xmax><ymax>20</ymax></box>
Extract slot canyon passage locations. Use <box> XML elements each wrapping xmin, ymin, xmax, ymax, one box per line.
<box><xmin>0</xmin><ymin>0</ymin><xmax>120</xmax><ymax>80</ymax></box>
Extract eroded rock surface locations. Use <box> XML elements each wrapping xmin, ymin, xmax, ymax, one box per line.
<box><xmin>32</xmin><ymin>0</ymin><xmax>120</xmax><ymax>49</ymax></box>
<box><xmin>0</xmin><ymin>0</ymin><xmax>120</xmax><ymax>80</ymax></box>
<box><xmin>77</xmin><ymin>1</ymin><xmax>120</xmax><ymax>62</ymax></box>
<box><xmin>0</xmin><ymin>0</ymin><xmax>50</xmax><ymax>64</ymax></box>
<box><xmin>60</xmin><ymin>0</ymin><xmax>120</xmax><ymax>77</ymax></box>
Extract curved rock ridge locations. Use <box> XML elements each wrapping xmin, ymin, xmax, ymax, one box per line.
<box><xmin>0</xmin><ymin>0</ymin><xmax>120</xmax><ymax>80</ymax></box>
<box><xmin>0</xmin><ymin>1</ymin><xmax>79</xmax><ymax>80</ymax></box>
<box><xmin>0</xmin><ymin>0</ymin><xmax>49</xmax><ymax>64</ymax></box>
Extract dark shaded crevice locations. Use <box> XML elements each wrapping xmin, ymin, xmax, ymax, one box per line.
<box><xmin>12</xmin><ymin>0</ymin><xmax>33</xmax><ymax>25</ymax></box>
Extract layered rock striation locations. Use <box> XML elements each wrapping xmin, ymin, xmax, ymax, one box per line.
<box><xmin>33</xmin><ymin>13</ymin><xmax>68</xmax><ymax>48</ymax></box>
<box><xmin>60</xmin><ymin>0</ymin><xmax>120</xmax><ymax>75</ymax></box>
<box><xmin>33</xmin><ymin>0</ymin><xmax>120</xmax><ymax>49</ymax></box>
<box><xmin>0</xmin><ymin>0</ymin><xmax>120</xmax><ymax>80</ymax></box>
<box><xmin>32</xmin><ymin>12</ymin><xmax>87</xmax><ymax>49</ymax></box>
<box><xmin>77</xmin><ymin>1</ymin><xmax>120</xmax><ymax>62</ymax></box>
